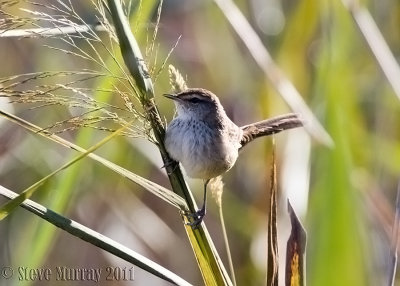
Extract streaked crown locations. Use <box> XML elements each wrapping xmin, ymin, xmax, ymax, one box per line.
<box><xmin>164</xmin><ymin>88</ymin><xmax>223</xmax><ymax>120</ymax></box>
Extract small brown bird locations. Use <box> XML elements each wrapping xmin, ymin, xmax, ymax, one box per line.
<box><xmin>164</xmin><ymin>88</ymin><xmax>303</xmax><ymax>226</ymax></box>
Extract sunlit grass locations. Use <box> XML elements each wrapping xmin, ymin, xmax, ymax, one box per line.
<box><xmin>1</xmin><ymin>0</ymin><xmax>400</xmax><ymax>285</ymax></box>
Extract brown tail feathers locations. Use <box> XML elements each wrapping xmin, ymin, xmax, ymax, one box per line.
<box><xmin>240</xmin><ymin>113</ymin><xmax>304</xmax><ymax>149</ymax></box>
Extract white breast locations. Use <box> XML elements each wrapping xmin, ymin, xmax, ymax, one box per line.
<box><xmin>165</xmin><ymin>119</ymin><xmax>241</xmax><ymax>179</ymax></box>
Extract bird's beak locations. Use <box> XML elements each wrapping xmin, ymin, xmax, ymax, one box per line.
<box><xmin>163</xmin><ymin>93</ymin><xmax>179</xmax><ymax>100</ymax></box>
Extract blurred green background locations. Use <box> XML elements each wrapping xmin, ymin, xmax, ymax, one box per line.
<box><xmin>1</xmin><ymin>0</ymin><xmax>400</xmax><ymax>285</ymax></box>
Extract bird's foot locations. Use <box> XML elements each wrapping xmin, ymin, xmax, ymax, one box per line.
<box><xmin>161</xmin><ymin>159</ymin><xmax>178</xmax><ymax>175</ymax></box>
<box><xmin>183</xmin><ymin>207</ymin><xmax>206</xmax><ymax>229</ymax></box>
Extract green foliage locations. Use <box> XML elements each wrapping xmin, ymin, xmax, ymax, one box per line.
<box><xmin>1</xmin><ymin>0</ymin><xmax>400</xmax><ymax>285</ymax></box>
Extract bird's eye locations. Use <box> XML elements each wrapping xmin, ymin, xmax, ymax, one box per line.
<box><xmin>188</xmin><ymin>98</ymin><xmax>201</xmax><ymax>104</ymax></box>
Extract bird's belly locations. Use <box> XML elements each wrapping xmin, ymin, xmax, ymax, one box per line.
<box><xmin>181</xmin><ymin>144</ymin><xmax>236</xmax><ymax>179</ymax></box>
<box><xmin>165</xmin><ymin>120</ymin><xmax>239</xmax><ymax>179</ymax></box>
<box><xmin>180</xmin><ymin>138</ymin><xmax>238</xmax><ymax>179</ymax></box>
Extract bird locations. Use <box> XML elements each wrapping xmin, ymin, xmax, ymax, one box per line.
<box><xmin>164</xmin><ymin>88</ymin><xmax>303</xmax><ymax>227</ymax></box>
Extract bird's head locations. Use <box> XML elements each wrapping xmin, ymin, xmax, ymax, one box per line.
<box><xmin>164</xmin><ymin>88</ymin><xmax>223</xmax><ymax>121</ymax></box>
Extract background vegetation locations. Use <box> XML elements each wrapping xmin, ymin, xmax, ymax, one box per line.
<box><xmin>0</xmin><ymin>0</ymin><xmax>399</xmax><ymax>285</ymax></box>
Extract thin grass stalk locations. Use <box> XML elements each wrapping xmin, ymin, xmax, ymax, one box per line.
<box><xmin>107</xmin><ymin>0</ymin><xmax>154</xmax><ymax>97</ymax></box>
<box><xmin>209</xmin><ymin>175</ymin><xmax>237</xmax><ymax>286</ymax></box>
<box><xmin>219</xmin><ymin>202</ymin><xmax>237</xmax><ymax>286</ymax></box>
<box><xmin>343</xmin><ymin>1</ymin><xmax>400</xmax><ymax>101</ymax></box>
<box><xmin>213</xmin><ymin>0</ymin><xmax>332</xmax><ymax>147</ymax></box>
<box><xmin>12</xmin><ymin>6</ymin><xmax>158</xmax><ymax>281</ymax></box>
<box><xmin>267</xmin><ymin>138</ymin><xmax>278</xmax><ymax>286</ymax></box>
<box><xmin>0</xmin><ymin>2</ymin><xmax>161</xmax><ymax>285</ymax></box>
<box><xmin>209</xmin><ymin>176</ymin><xmax>236</xmax><ymax>286</ymax></box>
<box><xmin>0</xmin><ymin>23</ymin><xmax>105</xmax><ymax>37</ymax></box>
<box><xmin>0</xmin><ymin>109</ymin><xmax>186</xmax><ymax>209</ymax></box>
<box><xmin>0</xmin><ymin>121</ymin><xmax>132</xmax><ymax>219</ymax></box>
<box><xmin>0</xmin><ymin>186</ymin><xmax>192</xmax><ymax>286</ymax></box>
<box><xmin>106</xmin><ymin>1</ymin><xmax>232</xmax><ymax>284</ymax></box>
<box><xmin>387</xmin><ymin>181</ymin><xmax>400</xmax><ymax>286</ymax></box>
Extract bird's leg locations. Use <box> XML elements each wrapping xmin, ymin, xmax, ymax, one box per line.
<box><xmin>186</xmin><ymin>179</ymin><xmax>210</xmax><ymax>229</ymax></box>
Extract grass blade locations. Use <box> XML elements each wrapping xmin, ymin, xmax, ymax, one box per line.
<box><xmin>0</xmin><ymin>185</ymin><xmax>192</xmax><ymax>286</ymax></box>
<box><xmin>286</xmin><ymin>200</ymin><xmax>307</xmax><ymax>286</ymax></box>
<box><xmin>0</xmin><ymin>121</ymin><xmax>130</xmax><ymax>220</ymax></box>
<box><xmin>105</xmin><ymin>1</ymin><xmax>233</xmax><ymax>284</ymax></box>
<box><xmin>107</xmin><ymin>0</ymin><xmax>154</xmax><ymax>97</ymax></box>
<box><xmin>387</xmin><ymin>181</ymin><xmax>400</xmax><ymax>286</ymax></box>
<box><xmin>0</xmin><ymin>2</ymin><xmax>161</xmax><ymax>284</ymax></box>
<box><xmin>208</xmin><ymin>177</ymin><xmax>237</xmax><ymax>286</ymax></box>
<box><xmin>212</xmin><ymin>177</ymin><xmax>237</xmax><ymax>286</ymax></box>
<box><xmin>267</xmin><ymin>138</ymin><xmax>278</xmax><ymax>286</ymax></box>
<box><xmin>344</xmin><ymin>1</ymin><xmax>400</xmax><ymax>101</ymax></box>
<box><xmin>0</xmin><ymin>109</ymin><xmax>187</xmax><ymax>209</ymax></box>
<box><xmin>0</xmin><ymin>23</ymin><xmax>105</xmax><ymax>38</ymax></box>
<box><xmin>213</xmin><ymin>0</ymin><xmax>332</xmax><ymax>147</ymax></box>
<box><xmin>219</xmin><ymin>205</ymin><xmax>236</xmax><ymax>286</ymax></box>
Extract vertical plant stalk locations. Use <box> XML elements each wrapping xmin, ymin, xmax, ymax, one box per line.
<box><xmin>209</xmin><ymin>176</ymin><xmax>237</xmax><ymax>286</ymax></box>
<box><xmin>345</xmin><ymin>17</ymin><xmax>400</xmax><ymax>272</ymax></box>
<box><xmin>219</xmin><ymin>202</ymin><xmax>237</xmax><ymax>286</ymax></box>
<box><xmin>285</xmin><ymin>200</ymin><xmax>306</xmax><ymax>286</ymax></box>
<box><xmin>106</xmin><ymin>1</ymin><xmax>232</xmax><ymax>285</ymax></box>
<box><xmin>387</xmin><ymin>181</ymin><xmax>400</xmax><ymax>286</ymax></box>
<box><xmin>0</xmin><ymin>1</ymin><xmax>161</xmax><ymax>282</ymax></box>
<box><xmin>267</xmin><ymin>138</ymin><xmax>279</xmax><ymax>286</ymax></box>
<box><xmin>107</xmin><ymin>0</ymin><xmax>154</xmax><ymax>97</ymax></box>
<box><xmin>344</xmin><ymin>1</ymin><xmax>400</xmax><ymax>101</ymax></box>
<box><xmin>213</xmin><ymin>0</ymin><xmax>332</xmax><ymax>147</ymax></box>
